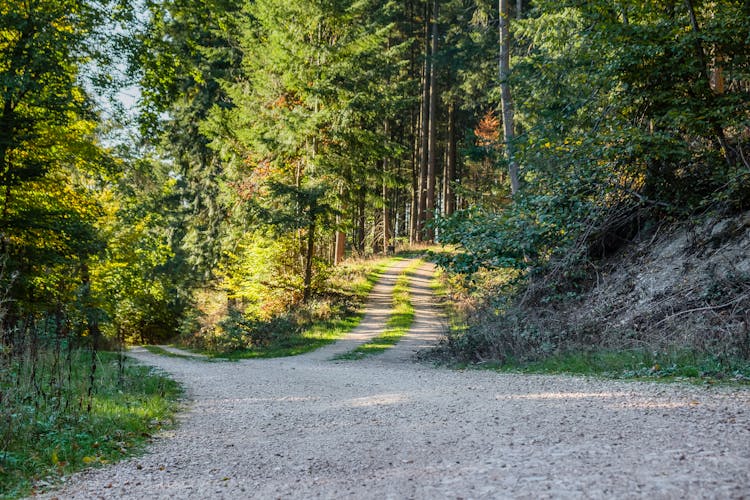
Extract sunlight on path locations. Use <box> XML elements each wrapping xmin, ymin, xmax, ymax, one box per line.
<box><xmin>302</xmin><ymin>258</ymin><xmax>416</xmax><ymax>361</ymax></box>
<box><xmin>375</xmin><ymin>260</ymin><xmax>445</xmax><ymax>363</ymax></box>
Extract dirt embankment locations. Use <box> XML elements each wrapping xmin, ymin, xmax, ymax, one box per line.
<box><xmin>572</xmin><ymin>210</ymin><xmax>750</xmax><ymax>356</ymax></box>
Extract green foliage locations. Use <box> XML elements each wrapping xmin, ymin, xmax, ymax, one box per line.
<box><xmin>438</xmin><ymin>0</ymin><xmax>750</xmax><ymax>277</ymax></box>
<box><xmin>180</xmin><ymin>256</ymin><xmax>396</xmax><ymax>358</ymax></box>
<box><xmin>480</xmin><ymin>349</ymin><xmax>750</xmax><ymax>385</ymax></box>
<box><xmin>435</xmin><ymin>179</ymin><xmax>600</xmax><ymax>274</ymax></box>
<box><xmin>0</xmin><ymin>0</ymin><xmax>128</xmax><ymax>322</ymax></box>
<box><xmin>218</xmin><ymin>233</ymin><xmax>308</xmax><ymax>317</ymax></box>
<box><xmin>134</xmin><ymin>0</ymin><xmax>244</xmax><ymax>283</ymax></box>
<box><xmin>92</xmin><ymin>156</ymin><xmax>192</xmax><ymax>344</ymax></box>
<box><xmin>0</xmin><ymin>347</ymin><xmax>181</xmax><ymax>499</ymax></box>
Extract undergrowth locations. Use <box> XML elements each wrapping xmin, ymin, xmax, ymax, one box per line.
<box><xmin>472</xmin><ymin>349</ymin><xmax>750</xmax><ymax>385</ymax></box>
<box><xmin>181</xmin><ymin>255</ymin><xmax>400</xmax><ymax>358</ymax></box>
<box><xmin>0</xmin><ymin>350</ymin><xmax>182</xmax><ymax>499</ymax></box>
<box><xmin>432</xmin><ymin>211</ymin><xmax>750</xmax><ymax>385</ymax></box>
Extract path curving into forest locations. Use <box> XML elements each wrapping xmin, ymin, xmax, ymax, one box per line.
<box><xmin>41</xmin><ymin>259</ymin><xmax>750</xmax><ymax>499</ymax></box>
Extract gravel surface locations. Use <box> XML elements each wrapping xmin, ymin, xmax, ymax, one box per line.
<box><xmin>40</xmin><ymin>260</ymin><xmax>750</xmax><ymax>499</ymax></box>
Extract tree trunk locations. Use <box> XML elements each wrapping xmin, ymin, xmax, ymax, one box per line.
<box><xmin>443</xmin><ymin>102</ymin><xmax>456</xmax><ymax>217</ymax></box>
<box><xmin>382</xmin><ymin>177</ymin><xmax>390</xmax><ymax>254</ymax></box>
<box><xmin>334</xmin><ymin>230</ymin><xmax>345</xmax><ymax>265</ymax></box>
<box><xmin>416</xmin><ymin>1</ymin><xmax>431</xmax><ymax>242</ymax></box>
<box><xmin>499</xmin><ymin>0</ymin><xmax>520</xmax><ymax>195</ymax></box>
<box><xmin>410</xmin><ymin>142</ymin><xmax>419</xmax><ymax>244</ymax></box>
<box><xmin>410</xmin><ymin>93</ymin><xmax>420</xmax><ymax>245</ymax></box>
<box><xmin>356</xmin><ymin>186</ymin><xmax>366</xmax><ymax>254</ymax></box>
<box><xmin>303</xmin><ymin>221</ymin><xmax>315</xmax><ymax>303</ymax></box>
<box><xmin>334</xmin><ymin>186</ymin><xmax>346</xmax><ymax>265</ymax></box>
<box><xmin>382</xmin><ymin>122</ymin><xmax>390</xmax><ymax>255</ymax></box>
<box><xmin>424</xmin><ymin>0</ymin><xmax>439</xmax><ymax>242</ymax></box>
<box><xmin>408</xmin><ymin>0</ymin><xmax>419</xmax><ymax>245</ymax></box>
<box><xmin>371</xmin><ymin>207</ymin><xmax>381</xmax><ymax>254</ymax></box>
<box><xmin>81</xmin><ymin>260</ymin><xmax>100</xmax><ymax>412</ymax></box>
<box><xmin>0</xmin><ymin>100</ymin><xmax>16</xmax><ymax>225</ymax></box>
<box><xmin>80</xmin><ymin>260</ymin><xmax>100</xmax><ymax>341</ymax></box>
<box><xmin>683</xmin><ymin>0</ymin><xmax>733</xmax><ymax>167</ymax></box>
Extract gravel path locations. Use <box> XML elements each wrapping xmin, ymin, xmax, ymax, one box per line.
<box><xmin>42</xmin><ymin>259</ymin><xmax>750</xmax><ymax>499</ymax></box>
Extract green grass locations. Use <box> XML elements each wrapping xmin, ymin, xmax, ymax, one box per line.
<box><xmin>1</xmin><ymin>350</ymin><xmax>182</xmax><ymax>499</ymax></box>
<box><xmin>201</xmin><ymin>256</ymin><xmax>401</xmax><ymax>359</ymax></box>
<box><xmin>217</xmin><ymin>314</ymin><xmax>367</xmax><ymax>359</ymax></box>
<box><xmin>141</xmin><ymin>345</ymin><xmax>226</xmax><ymax>362</ymax></box>
<box><xmin>428</xmin><ymin>265</ymin><xmax>470</xmax><ymax>338</ymax></box>
<box><xmin>335</xmin><ymin>259</ymin><xmax>423</xmax><ymax>360</ymax></box>
<box><xmin>142</xmin><ymin>345</ymin><xmax>201</xmax><ymax>359</ymax></box>
<box><xmin>475</xmin><ymin>349</ymin><xmax>750</xmax><ymax>385</ymax></box>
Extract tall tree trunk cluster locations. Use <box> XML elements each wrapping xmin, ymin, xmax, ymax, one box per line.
<box><xmin>499</xmin><ymin>0</ymin><xmax>520</xmax><ymax>196</ymax></box>
<box><xmin>411</xmin><ymin>0</ymin><xmax>447</xmax><ymax>244</ymax></box>
<box><xmin>335</xmin><ymin>0</ymin><xmax>462</xmax><ymax>257</ymax></box>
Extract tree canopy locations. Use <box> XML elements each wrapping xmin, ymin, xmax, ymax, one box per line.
<box><xmin>0</xmin><ymin>0</ymin><xmax>747</xmax><ymax>347</ymax></box>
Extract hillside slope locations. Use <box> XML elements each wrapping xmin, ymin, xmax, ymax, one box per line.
<box><xmin>573</xmin><ymin>210</ymin><xmax>750</xmax><ymax>357</ymax></box>
<box><xmin>442</xmin><ymin>210</ymin><xmax>750</xmax><ymax>374</ymax></box>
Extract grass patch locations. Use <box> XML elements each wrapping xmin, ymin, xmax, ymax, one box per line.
<box><xmin>476</xmin><ymin>349</ymin><xmax>750</xmax><ymax>385</ymax></box>
<box><xmin>140</xmin><ymin>345</ymin><xmax>226</xmax><ymax>362</ymax></box>
<box><xmin>428</xmin><ymin>265</ymin><xmax>471</xmax><ymax>340</ymax></box>
<box><xmin>335</xmin><ymin>259</ymin><xmax>423</xmax><ymax>360</ymax></box>
<box><xmin>1</xmin><ymin>350</ymin><xmax>182</xmax><ymax>499</ymax></box>
<box><xmin>198</xmin><ymin>256</ymin><xmax>401</xmax><ymax>359</ymax></box>
<box><xmin>142</xmin><ymin>345</ymin><xmax>202</xmax><ymax>360</ymax></box>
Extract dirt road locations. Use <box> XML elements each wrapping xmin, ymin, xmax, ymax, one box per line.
<box><xmin>43</xmin><ymin>259</ymin><xmax>750</xmax><ymax>499</ymax></box>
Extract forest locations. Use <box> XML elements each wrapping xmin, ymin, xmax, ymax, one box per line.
<box><xmin>1</xmin><ymin>0</ymin><xmax>749</xmax><ymax>493</ymax></box>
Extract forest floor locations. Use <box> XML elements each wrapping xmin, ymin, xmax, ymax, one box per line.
<box><xmin>39</xmin><ymin>259</ymin><xmax>750</xmax><ymax>499</ymax></box>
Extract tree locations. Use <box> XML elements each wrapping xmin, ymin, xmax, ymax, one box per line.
<box><xmin>135</xmin><ymin>0</ymin><xmax>243</xmax><ymax>283</ymax></box>
<box><xmin>93</xmin><ymin>155</ymin><xmax>191</xmax><ymax>343</ymax></box>
<box><xmin>264</xmin><ymin>182</ymin><xmax>335</xmax><ymax>302</ymax></box>
<box><xmin>0</xmin><ymin>0</ymin><xmax>122</xmax><ymax>325</ymax></box>
<box><xmin>498</xmin><ymin>0</ymin><xmax>519</xmax><ymax>195</ymax></box>
<box><xmin>424</xmin><ymin>0</ymin><xmax>439</xmax><ymax>241</ymax></box>
<box><xmin>213</xmin><ymin>0</ymin><xmax>406</xmax><ymax>281</ymax></box>
<box><xmin>437</xmin><ymin>0</ymin><xmax>750</xmax><ymax>277</ymax></box>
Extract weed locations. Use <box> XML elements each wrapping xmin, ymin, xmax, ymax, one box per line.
<box><xmin>0</xmin><ymin>350</ymin><xmax>181</xmax><ymax>499</ymax></box>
